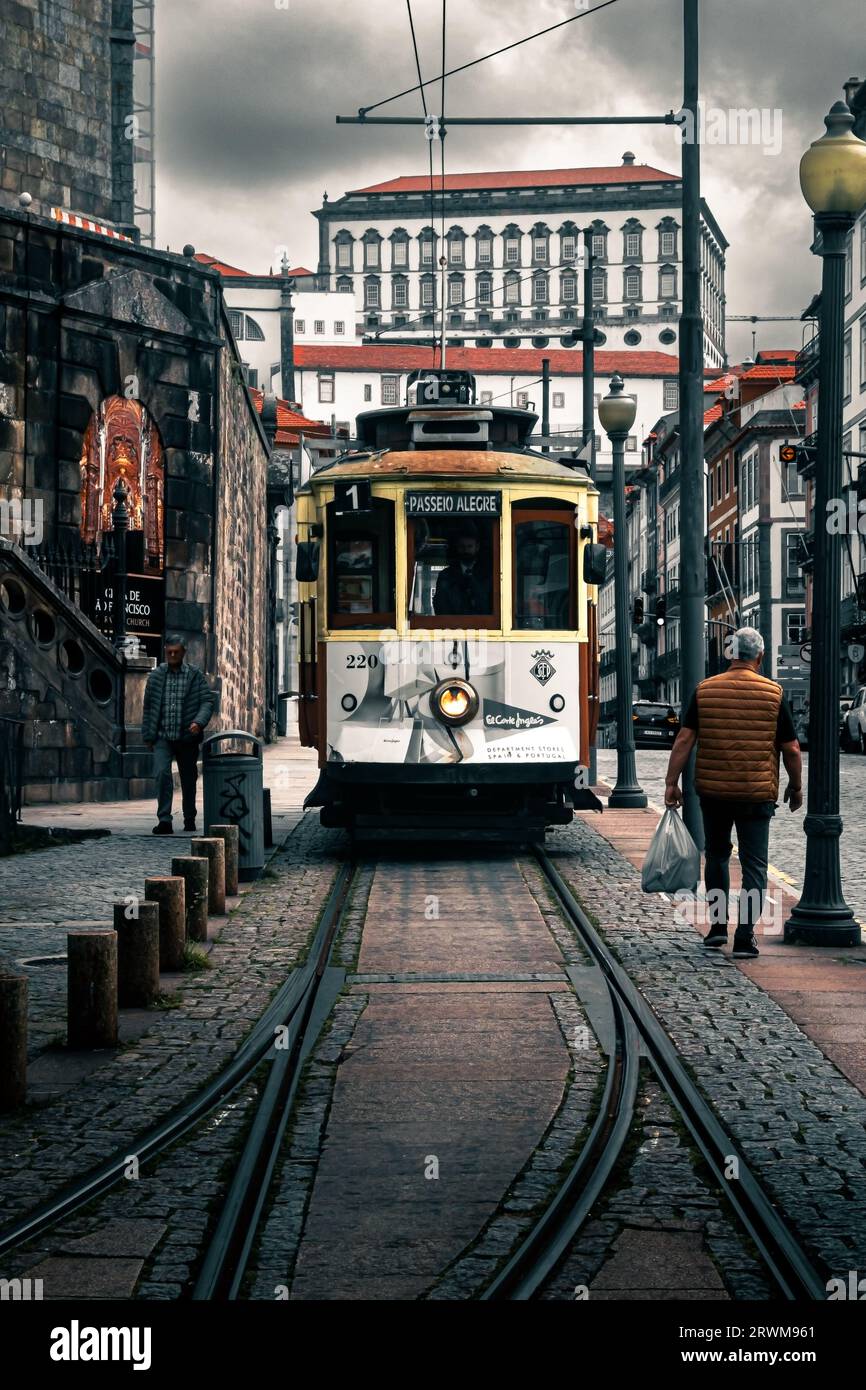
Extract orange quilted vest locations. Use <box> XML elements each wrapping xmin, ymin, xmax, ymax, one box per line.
<box><xmin>694</xmin><ymin>667</ymin><xmax>782</xmax><ymax>802</ymax></box>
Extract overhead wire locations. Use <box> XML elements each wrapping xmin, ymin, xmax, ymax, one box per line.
<box><xmin>405</xmin><ymin>1</ymin><xmax>437</xmax><ymax>367</ymax></box>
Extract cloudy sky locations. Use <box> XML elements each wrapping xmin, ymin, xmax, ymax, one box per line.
<box><xmin>155</xmin><ymin>0</ymin><xmax>864</xmax><ymax>362</ymax></box>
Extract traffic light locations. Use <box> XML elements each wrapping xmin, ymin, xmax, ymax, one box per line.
<box><xmin>655</xmin><ymin>597</ymin><xmax>667</xmax><ymax>626</ymax></box>
<box><xmin>779</xmin><ymin>443</ymin><xmax>797</xmax><ymax>464</ymax></box>
<box><xmin>632</xmin><ymin>597</ymin><xmax>644</xmax><ymax>625</ymax></box>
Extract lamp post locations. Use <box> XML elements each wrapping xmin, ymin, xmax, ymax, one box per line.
<box><xmin>784</xmin><ymin>102</ymin><xmax>866</xmax><ymax>947</ymax></box>
<box><xmin>111</xmin><ymin>477</ymin><xmax>130</xmax><ymax>652</ymax></box>
<box><xmin>598</xmin><ymin>375</ymin><xmax>647</xmax><ymax>808</ymax></box>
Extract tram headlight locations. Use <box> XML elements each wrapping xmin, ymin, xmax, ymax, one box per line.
<box><xmin>431</xmin><ymin>679</ymin><xmax>478</xmax><ymax>727</ymax></box>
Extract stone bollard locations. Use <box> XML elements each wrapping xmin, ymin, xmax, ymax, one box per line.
<box><xmin>190</xmin><ymin>837</ymin><xmax>226</xmax><ymax>916</ymax></box>
<box><xmin>208</xmin><ymin>825</ymin><xmax>240</xmax><ymax>896</ymax></box>
<box><xmin>0</xmin><ymin>975</ymin><xmax>28</xmax><ymax>1110</ymax></box>
<box><xmin>114</xmin><ymin>902</ymin><xmax>160</xmax><ymax>1008</ymax></box>
<box><xmin>171</xmin><ymin>856</ymin><xmax>209</xmax><ymax>943</ymax></box>
<box><xmin>144</xmin><ymin>876</ymin><xmax>186</xmax><ymax>971</ymax></box>
<box><xmin>67</xmin><ymin>931</ymin><xmax>118</xmax><ymax>1049</ymax></box>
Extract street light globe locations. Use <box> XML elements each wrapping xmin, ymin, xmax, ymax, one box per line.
<box><xmin>598</xmin><ymin>374</ymin><xmax>637</xmax><ymax>437</ymax></box>
<box><xmin>799</xmin><ymin>101</ymin><xmax>866</xmax><ymax>216</ymax></box>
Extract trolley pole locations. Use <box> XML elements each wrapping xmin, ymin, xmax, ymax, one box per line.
<box><xmin>678</xmin><ymin>0</ymin><xmax>706</xmax><ymax>850</ymax></box>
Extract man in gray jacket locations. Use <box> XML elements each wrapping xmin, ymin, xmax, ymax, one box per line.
<box><xmin>142</xmin><ymin>636</ymin><xmax>216</xmax><ymax>834</ymax></box>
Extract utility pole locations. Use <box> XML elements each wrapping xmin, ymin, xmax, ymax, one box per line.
<box><xmin>678</xmin><ymin>0</ymin><xmax>705</xmax><ymax>850</ymax></box>
<box><xmin>541</xmin><ymin>357</ymin><xmax>550</xmax><ymax>452</ymax></box>
<box><xmin>582</xmin><ymin>231</ymin><xmax>598</xmax><ymax>785</ymax></box>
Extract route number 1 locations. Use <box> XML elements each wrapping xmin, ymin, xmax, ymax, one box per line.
<box><xmin>334</xmin><ymin>480</ymin><xmax>372</xmax><ymax>514</ymax></box>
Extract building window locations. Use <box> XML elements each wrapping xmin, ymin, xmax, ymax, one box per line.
<box><xmin>782</xmin><ymin>453</ymin><xmax>803</xmax><ymax>499</ymax></box>
<box><xmin>504</xmin><ymin>274</ymin><xmax>520</xmax><ymax>305</ymax></box>
<box><xmin>591</xmin><ymin>270</ymin><xmax>606</xmax><ymax>301</ymax></box>
<box><xmin>624</xmin><ymin>268</ymin><xmax>642</xmax><ymax>300</ymax></box>
<box><xmin>552</xmin><ymin>392</ymin><xmax>565</xmax><ymax>409</ymax></box>
<box><xmin>663</xmin><ymin>380</ymin><xmax>679</xmax><ymax>411</ymax></box>
<box><xmin>244</xmin><ymin>315</ymin><xmax>265</xmax><ymax>341</ymax></box>
<box><xmin>844</xmin><ymin>329</ymin><xmax>852</xmax><ymax>398</ymax></box>
<box><xmin>336</xmin><ymin>241</ymin><xmax>352</xmax><ymax>268</ymax></box>
<box><xmin>294</xmin><ymin>319</ymin><xmax>305</xmax><ymax>334</ymax></box>
<box><xmin>449</xmin><ymin>277</ymin><xmax>464</xmax><ymax>306</ymax></box>
<box><xmin>624</xmin><ymin>229</ymin><xmax>642</xmax><ymax>259</ymax></box>
<box><xmin>449</xmin><ymin>238</ymin><xmax>464</xmax><ymax>265</ymax></box>
<box><xmin>381</xmin><ymin>375</ymin><xmax>400</xmax><ymax>406</ymax></box>
<box><xmin>785</xmin><ymin>532</ymin><xmax>806</xmax><ymax>594</ymax></box>
<box><xmin>626</xmin><ymin>436</ymin><xmax>637</xmax><ymax>451</ymax></box>
<box><xmin>421</xmin><ymin>236</ymin><xmax>435</xmax><ymax>267</ymax></box>
<box><xmin>708</xmin><ymin>468</ymin><xmax>714</xmax><ymax>507</ymax></box>
<box><xmin>505</xmin><ymin>237</ymin><xmax>520</xmax><ymax>264</ymax></box>
<box><xmin>659</xmin><ymin>266</ymin><xmax>678</xmax><ymax>299</ymax></box>
<box><xmin>476</xmin><ymin>276</ymin><xmax>493</xmax><ymax>306</ymax></box>
<box><xmin>561</xmin><ymin>234</ymin><xmax>576</xmax><ymax>261</ymax></box>
<box><xmin>591</xmin><ymin>233</ymin><xmax>606</xmax><ymax>260</ymax></box>
<box><xmin>228</xmin><ymin>309</ymin><xmax>243</xmax><ymax>338</ymax></box>
<box><xmin>392</xmin><ymin>239</ymin><xmax>408</xmax><ymax>267</ymax></box>
<box><xmin>515</xmin><ymin>391</ymin><xmax>529</xmax><ymax>408</ymax></box>
<box><xmin>477</xmin><ymin>237</ymin><xmax>493</xmax><ymax>264</ymax></box>
<box><xmin>364</xmin><ymin>239</ymin><xmax>380</xmax><ymax>269</ymax></box>
<box><xmin>393</xmin><ymin>279</ymin><xmax>409</xmax><ymax>308</ymax></box>
<box><xmin>314</xmin><ymin>320</ymin><xmax>325</xmax><ymax>335</ymax></box>
<box><xmin>533</xmin><ymin>235</ymin><xmax>548</xmax><ymax>261</ymax></box>
<box><xmin>480</xmin><ymin>390</ymin><xmax>493</xmax><ymax>406</ymax></box>
<box><xmin>334</xmin><ymin>320</ymin><xmax>345</xmax><ymax>335</ymax></box>
<box><xmin>785</xmin><ymin>610</ymin><xmax>806</xmax><ymax>645</ymax></box>
<box><xmin>364</xmin><ymin>278</ymin><xmax>381</xmax><ymax>309</ymax></box>
<box><xmin>242</xmin><ymin>364</ymin><xmax>258</xmax><ymax>389</ymax></box>
<box><xmin>336</xmin><ymin>276</ymin><xmax>353</xmax><ymax>293</ymax></box>
<box><xmin>363</xmin><ymin>384</ymin><xmax>372</xmax><ymax>402</ymax></box>
<box><xmin>421</xmin><ymin>277</ymin><xmax>436</xmax><ymax>307</ymax></box>
<box><xmin>561</xmin><ymin>274</ymin><xmax>577</xmax><ymax>303</ymax></box>
<box><xmin>533</xmin><ymin>273</ymin><xmax>548</xmax><ymax>304</ymax></box>
<box><xmin>318</xmin><ymin>372</ymin><xmax>335</xmax><ymax>404</ymax></box>
<box><xmin>845</xmin><ymin>233</ymin><xmax>853</xmax><ymax>296</ymax></box>
<box><xmin>660</xmin><ymin>228</ymin><xmax>677</xmax><ymax>257</ymax></box>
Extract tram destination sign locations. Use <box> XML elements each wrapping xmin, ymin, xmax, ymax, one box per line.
<box><xmin>406</xmin><ymin>490</ymin><xmax>501</xmax><ymax>517</ymax></box>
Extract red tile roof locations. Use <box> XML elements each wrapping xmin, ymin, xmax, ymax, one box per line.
<box><xmin>755</xmin><ymin>349</ymin><xmax>798</xmax><ymax>362</ymax></box>
<box><xmin>293</xmin><ymin>345</ymin><xmax>681</xmax><ymax>376</ymax></box>
<box><xmin>196</xmin><ymin>253</ymin><xmax>314</xmax><ymax>278</ymax></box>
<box><xmin>704</xmin><ymin>404</ymin><xmax>723</xmax><ymax>427</ymax></box>
<box><xmin>739</xmin><ymin>364</ymin><xmax>796</xmax><ymax>382</ymax></box>
<box><xmin>351</xmin><ymin>165</ymin><xmax>679</xmax><ymax>195</ymax></box>
<box><xmin>248</xmin><ymin>388</ymin><xmax>332</xmax><ymax>444</ymax></box>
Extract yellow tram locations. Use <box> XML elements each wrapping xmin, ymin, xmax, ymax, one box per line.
<box><xmin>294</xmin><ymin>369</ymin><xmax>606</xmax><ymax>840</ymax></box>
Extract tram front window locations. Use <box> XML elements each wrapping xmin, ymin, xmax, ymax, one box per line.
<box><xmin>409</xmin><ymin>517</ymin><xmax>497</xmax><ymax>623</ymax></box>
<box><xmin>513</xmin><ymin>511</ymin><xmax>575</xmax><ymax>630</ymax></box>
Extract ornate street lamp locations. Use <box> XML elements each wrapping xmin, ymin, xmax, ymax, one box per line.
<box><xmin>111</xmin><ymin>477</ymin><xmax>130</xmax><ymax>653</ymax></box>
<box><xmin>598</xmin><ymin>375</ymin><xmax>647</xmax><ymax>808</ymax></box>
<box><xmin>785</xmin><ymin>102</ymin><xmax>866</xmax><ymax>946</ymax></box>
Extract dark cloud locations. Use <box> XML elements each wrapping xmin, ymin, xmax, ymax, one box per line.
<box><xmin>155</xmin><ymin>0</ymin><xmax>866</xmax><ymax>361</ymax></box>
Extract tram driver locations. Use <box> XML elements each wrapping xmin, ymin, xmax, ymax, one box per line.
<box><xmin>433</xmin><ymin>521</ymin><xmax>492</xmax><ymax>616</ymax></box>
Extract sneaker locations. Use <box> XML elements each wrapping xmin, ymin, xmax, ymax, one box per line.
<box><xmin>731</xmin><ymin>933</ymin><xmax>760</xmax><ymax>959</ymax></box>
<box><xmin>152</xmin><ymin>822</ymin><xmax>174</xmax><ymax>835</ymax></box>
<box><xmin>703</xmin><ymin>927</ymin><xmax>728</xmax><ymax>949</ymax></box>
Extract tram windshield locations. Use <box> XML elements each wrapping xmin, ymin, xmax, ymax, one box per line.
<box><xmin>513</xmin><ymin>508</ymin><xmax>575</xmax><ymax>630</ymax></box>
<box><xmin>408</xmin><ymin>517</ymin><xmax>498</xmax><ymax>624</ymax></box>
<box><xmin>327</xmin><ymin>499</ymin><xmax>395</xmax><ymax>627</ymax></box>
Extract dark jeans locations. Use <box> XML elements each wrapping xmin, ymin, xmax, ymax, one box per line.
<box><xmin>700</xmin><ymin>797</ymin><xmax>775</xmax><ymax>934</ymax></box>
<box><xmin>153</xmin><ymin>736</ymin><xmax>200</xmax><ymax>825</ymax></box>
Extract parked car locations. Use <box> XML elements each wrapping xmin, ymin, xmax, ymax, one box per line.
<box><xmin>840</xmin><ymin>695</ymin><xmax>854</xmax><ymax>748</ymax></box>
<box><xmin>632</xmin><ymin>701</ymin><xmax>680</xmax><ymax>748</ymax></box>
<box><xmin>843</xmin><ymin>687</ymin><xmax>866</xmax><ymax>753</ymax></box>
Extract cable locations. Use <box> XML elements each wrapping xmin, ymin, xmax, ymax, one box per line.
<box><xmin>361</xmin><ymin>0</ymin><xmax>623</xmax><ymax>117</ymax></box>
<box><xmin>405</xmin><ymin>2</ymin><xmax>438</xmax><ymax>368</ymax></box>
<box><xmin>370</xmin><ymin>261</ymin><xmax>580</xmax><ymax>340</ymax></box>
<box><xmin>439</xmin><ymin>0</ymin><xmax>447</xmax><ymax>368</ymax></box>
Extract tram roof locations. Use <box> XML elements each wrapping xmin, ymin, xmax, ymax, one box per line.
<box><xmin>300</xmin><ymin>449</ymin><xmax>595</xmax><ymax>491</ymax></box>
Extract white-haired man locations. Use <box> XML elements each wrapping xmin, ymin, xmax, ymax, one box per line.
<box><xmin>663</xmin><ymin>627</ymin><xmax>803</xmax><ymax>959</ymax></box>
<box><xmin>142</xmin><ymin>636</ymin><xmax>216</xmax><ymax>835</ymax></box>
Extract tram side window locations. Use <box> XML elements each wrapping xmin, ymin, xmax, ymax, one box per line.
<box><xmin>327</xmin><ymin>498</ymin><xmax>395</xmax><ymax>627</ymax></box>
<box><xmin>408</xmin><ymin>517</ymin><xmax>499</xmax><ymax>625</ymax></box>
<box><xmin>513</xmin><ymin>506</ymin><xmax>575</xmax><ymax>630</ymax></box>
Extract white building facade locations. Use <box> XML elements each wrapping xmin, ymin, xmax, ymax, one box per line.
<box><xmin>312</xmin><ymin>157</ymin><xmax>727</xmax><ymax>369</ymax></box>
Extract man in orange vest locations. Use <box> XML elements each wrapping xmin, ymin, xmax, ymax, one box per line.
<box><xmin>663</xmin><ymin>627</ymin><xmax>803</xmax><ymax>959</ymax></box>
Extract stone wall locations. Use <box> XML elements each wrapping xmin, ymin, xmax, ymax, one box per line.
<box><xmin>0</xmin><ymin>0</ymin><xmax>135</xmax><ymax>229</ymax></box>
<box><xmin>0</xmin><ymin>208</ymin><xmax>271</xmax><ymax>797</ymax></box>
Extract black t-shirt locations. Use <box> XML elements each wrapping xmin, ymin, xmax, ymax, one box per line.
<box><xmin>682</xmin><ymin>689</ymin><xmax>797</xmax><ymax>748</ymax></box>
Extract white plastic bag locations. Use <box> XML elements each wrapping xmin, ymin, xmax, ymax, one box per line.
<box><xmin>641</xmin><ymin>807</ymin><xmax>701</xmax><ymax>894</ymax></box>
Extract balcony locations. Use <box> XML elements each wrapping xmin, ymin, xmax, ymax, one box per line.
<box><xmin>797</xmin><ymin>430</ymin><xmax>818</xmax><ymax>480</ymax></box>
<box><xmin>600</xmin><ymin>648</ymin><xmax>617</xmax><ymax>673</ymax></box>
<box><xmin>665</xmin><ymin>585</ymin><xmax>681</xmax><ymax>611</ymax></box>
<box><xmin>655</xmin><ymin>648</ymin><xmax>681</xmax><ymax>679</ymax></box>
<box><xmin>796</xmin><ymin>532</ymin><xmax>815</xmax><ymax>572</ymax></box>
<box><xmin>795</xmin><ymin>334</ymin><xmax>820</xmax><ymax>387</ymax></box>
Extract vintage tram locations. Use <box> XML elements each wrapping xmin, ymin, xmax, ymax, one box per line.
<box><xmin>294</xmin><ymin>369</ymin><xmax>606</xmax><ymax>841</ymax></box>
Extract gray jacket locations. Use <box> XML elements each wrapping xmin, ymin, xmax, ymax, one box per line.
<box><xmin>142</xmin><ymin>662</ymin><xmax>216</xmax><ymax>744</ymax></box>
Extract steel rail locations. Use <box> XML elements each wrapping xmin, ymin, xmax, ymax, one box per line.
<box><xmin>531</xmin><ymin>846</ymin><xmax>828</xmax><ymax>1302</ymax></box>
<box><xmin>0</xmin><ymin>851</ymin><xmax>354</xmax><ymax>1262</ymax></box>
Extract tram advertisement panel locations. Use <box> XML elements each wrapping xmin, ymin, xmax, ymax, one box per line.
<box><xmin>326</xmin><ymin>640</ymin><xmax>579</xmax><ymax>765</ymax></box>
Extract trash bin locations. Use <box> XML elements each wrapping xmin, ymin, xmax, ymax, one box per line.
<box><xmin>202</xmin><ymin>731</ymin><xmax>265</xmax><ymax>882</ymax></box>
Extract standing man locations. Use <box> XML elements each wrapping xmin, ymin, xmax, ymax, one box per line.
<box><xmin>663</xmin><ymin>627</ymin><xmax>803</xmax><ymax>959</ymax></box>
<box><xmin>142</xmin><ymin>636</ymin><xmax>216</xmax><ymax>835</ymax></box>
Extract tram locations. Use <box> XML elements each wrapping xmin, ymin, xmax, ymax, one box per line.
<box><xmin>295</xmin><ymin>369</ymin><xmax>606</xmax><ymax>841</ymax></box>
